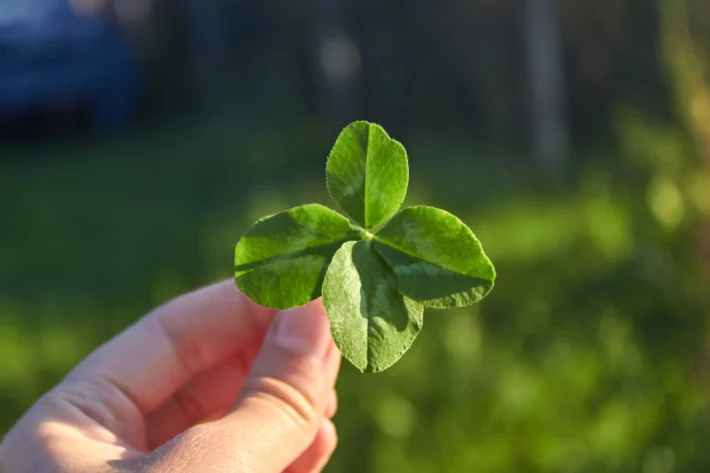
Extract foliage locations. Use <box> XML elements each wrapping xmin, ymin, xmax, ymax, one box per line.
<box><xmin>234</xmin><ymin>121</ymin><xmax>495</xmax><ymax>372</ymax></box>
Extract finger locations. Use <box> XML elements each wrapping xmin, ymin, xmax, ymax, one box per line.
<box><xmin>146</xmin><ymin>305</ymin><xmax>339</xmax><ymax>448</ymax></box>
<box><xmin>67</xmin><ymin>280</ymin><xmax>275</xmax><ymax>415</ymax></box>
<box><xmin>144</xmin><ymin>340</ymin><xmax>259</xmax><ymax>449</ymax></box>
<box><xmin>286</xmin><ymin>420</ymin><xmax>338</xmax><ymax>473</ymax></box>
<box><xmin>141</xmin><ymin>300</ymin><xmax>341</xmax><ymax>473</ymax></box>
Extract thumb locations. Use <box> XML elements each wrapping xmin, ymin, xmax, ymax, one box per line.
<box><xmin>144</xmin><ymin>300</ymin><xmax>339</xmax><ymax>473</ymax></box>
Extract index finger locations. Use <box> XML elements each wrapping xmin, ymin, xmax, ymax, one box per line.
<box><xmin>66</xmin><ymin>279</ymin><xmax>276</xmax><ymax>414</ymax></box>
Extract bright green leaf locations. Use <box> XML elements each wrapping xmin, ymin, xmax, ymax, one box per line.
<box><xmin>326</xmin><ymin>121</ymin><xmax>408</xmax><ymax>229</ymax></box>
<box><xmin>234</xmin><ymin>121</ymin><xmax>497</xmax><ymax>374</ymax></box>
<box><xmin>322</xmin><ymin>240</ymin><xmax>424</xmax><ymax>373</ymax></box>
<box><xmin>373</xmin><ymin>206</ymin><xmax>496</xmax><ymax>308</ymax></box>
<box><xmin>235</xmin><ymin>204</ymin><xmax>361</xmax><ymax>310</ymax></box>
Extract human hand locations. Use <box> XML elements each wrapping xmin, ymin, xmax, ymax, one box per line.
<box><xmin>0</xmin><ymin>280</ymin><xmax>341</xmax><ymax>473</ymax></box>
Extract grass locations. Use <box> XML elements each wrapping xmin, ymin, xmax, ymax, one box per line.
<box><xmin>2</xmin><ymin>112</ymin><xmax>710</xmax><ymax>472</ymax></box>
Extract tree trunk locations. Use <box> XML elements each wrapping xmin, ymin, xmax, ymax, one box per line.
<box><xmin>177</xmin><ymin>0</ymin><xmax>233</xmax><ymax>108</ymax></box>
<box><xmin>524</xmin><ymin>0</ymin><xmax>570</xmax><ymax>169</ymax></box>
<box><xmin>660</xmin><ymin>0</ymin><xmax>710</xmax><ymax>276</ymax></box>
<box><xmin>313</xmin><ymin>0</ymin><xmax>360</xmax><ymax>127</ymax></box>
<box><xmin>661</xmin><ymin>0</ymin><xmax>710</xmax><ymax>165</ymax></box>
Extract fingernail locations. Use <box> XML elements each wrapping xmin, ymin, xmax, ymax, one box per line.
<box><xmin>274</xmin><ymin>303</ymin><xmax>331</xmax><ymax>360</ymax></box>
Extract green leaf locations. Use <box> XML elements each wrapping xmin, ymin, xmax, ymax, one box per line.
<box><xmin>326</xmin><ymin>121</ymin><xmax>409</xmax><ymax>229</ymax></box>
<box><xmin>322</xmin><ymin>240</ymin><xmax>424</xmax><ymax>373</ymax></box>
<box><xmin>235</xmin><ymin>204</ymin><xmax>361</xmax><ymax>310</ymax></box>
<box><xmin>232</xmin><ymin>120</ymin><xmax>497</xmax><ymax>374</ymax></box>
<box><xmin>373</xmin><ymin>206</ymin><xmax>496</xmax><ymax>308</ymax></box>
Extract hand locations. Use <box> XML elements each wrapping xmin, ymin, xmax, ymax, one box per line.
<box><xmin>0</xmin><ymin>280</ymin><xmax>341</xmax><ymax>473</ymax></box>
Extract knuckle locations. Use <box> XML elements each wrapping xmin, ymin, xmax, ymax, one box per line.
<box><xmin>154</xmin><ymin>310</ymin><xmax>207</xmax><ymax>375</ymax></box>
<box><xmin>241</xmin><ymin>376</ymin><xmax>321</xmax><ymax>430</ymax></box>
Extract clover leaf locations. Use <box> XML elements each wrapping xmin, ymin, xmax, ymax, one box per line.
<box><xmin>323</xmin><ymin>240</ymin><xmax>424</xmax><ymax>373</ymax></box>
<box><xmin>326</xmin><ymin>120</ymin><xmax>409</xmax><ymax>229</ymax></box>
<box><xmin>234</xmin><ymin>204</ymin><xmax>362</xmax><ymax>310</ymax></box>
<box><xmin>373</xmin><ymin>206</ymin><xmax>496</xmax><ymax>308</ymax></box>
<box><xmin>234</xmin><ymin>121</ymin><xmax>496</xmax><ymax>373</ymax></box>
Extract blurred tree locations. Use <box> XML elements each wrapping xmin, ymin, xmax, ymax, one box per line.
<box><xmin>176</xmin><ymin>0</ymin><xmax>232</xmax><ymax>107</ymax></box>
<box><xmin>432</xmin><ymin>0</ymin><xmax>523</xmax><ymax>144</ymax></box>
<box><xmin>661</xmin><ymin>0</ymin><xmax>710</xmax><ymax>163</ymax></box>
<box><xmin>660</xmin><ymin>0</ymin><xmax>710</xmax><ymax>278</ymax></box>
<box><xmin>523</xmin><ymin>0</ymin><xmax>570</xmax><ymax>169</ymax></box>
<box><xmin>313</xmin><ymin>0</ymin><xmax>361</xmax><ymax>127</ymax></box>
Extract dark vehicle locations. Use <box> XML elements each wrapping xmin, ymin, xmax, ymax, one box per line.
<box><xmin>0</xmin><ymin>0</ymin><xmax>140</xmax><ymax>138</ymax></box>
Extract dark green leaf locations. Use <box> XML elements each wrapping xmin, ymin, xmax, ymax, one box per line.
<box><xmin>326</xmin><ymin>121</ymin><xmax>408</xmax><ymax>229</ymax></box>
<box><xmin>235</xmin><ymin>204</ymin><xmax>361</xmax><ymax>309</ymax></box>
<box><xmin>373</xmin><ymin>206</ymin><xmax>496</xmax><ymax>308</ymax></box>
<box><xmin>322</xmin><ymin>240</ymin><xmax>424</xmax><ymax>373</ymax></box>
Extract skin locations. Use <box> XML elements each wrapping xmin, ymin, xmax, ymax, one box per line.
<box><xmin>0</xmin><ymin>280</ymin><xmax>341</xmax><ymax>473</ymax></box>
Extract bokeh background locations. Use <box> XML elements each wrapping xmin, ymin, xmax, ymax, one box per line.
<box><xmin>2</xmin><ymin>0</ymin><xmax>710</xmax><ymax>472</ymax></box>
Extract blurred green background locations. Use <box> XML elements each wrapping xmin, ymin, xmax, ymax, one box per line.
<box><xmin>3</xmin><ymin>0</ymin><xmax>710</xmax><ymax>472</ymax></box>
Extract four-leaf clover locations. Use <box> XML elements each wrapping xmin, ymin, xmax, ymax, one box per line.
<box><xmin>234</xmin><ymin>121</ymin><xmax>496</xmax><ymax>373</ymax></box>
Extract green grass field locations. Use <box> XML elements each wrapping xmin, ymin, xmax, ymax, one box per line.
<box><xmin>2</xmin><ymin>113</ymin><xmax>709</xmax><ymax>472</ymax></box>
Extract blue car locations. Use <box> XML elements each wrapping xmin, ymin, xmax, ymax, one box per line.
<box><xmin>0</xmin><ymin>0</ymin><xmax>140</xmax><ymax>136</ymax></box>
